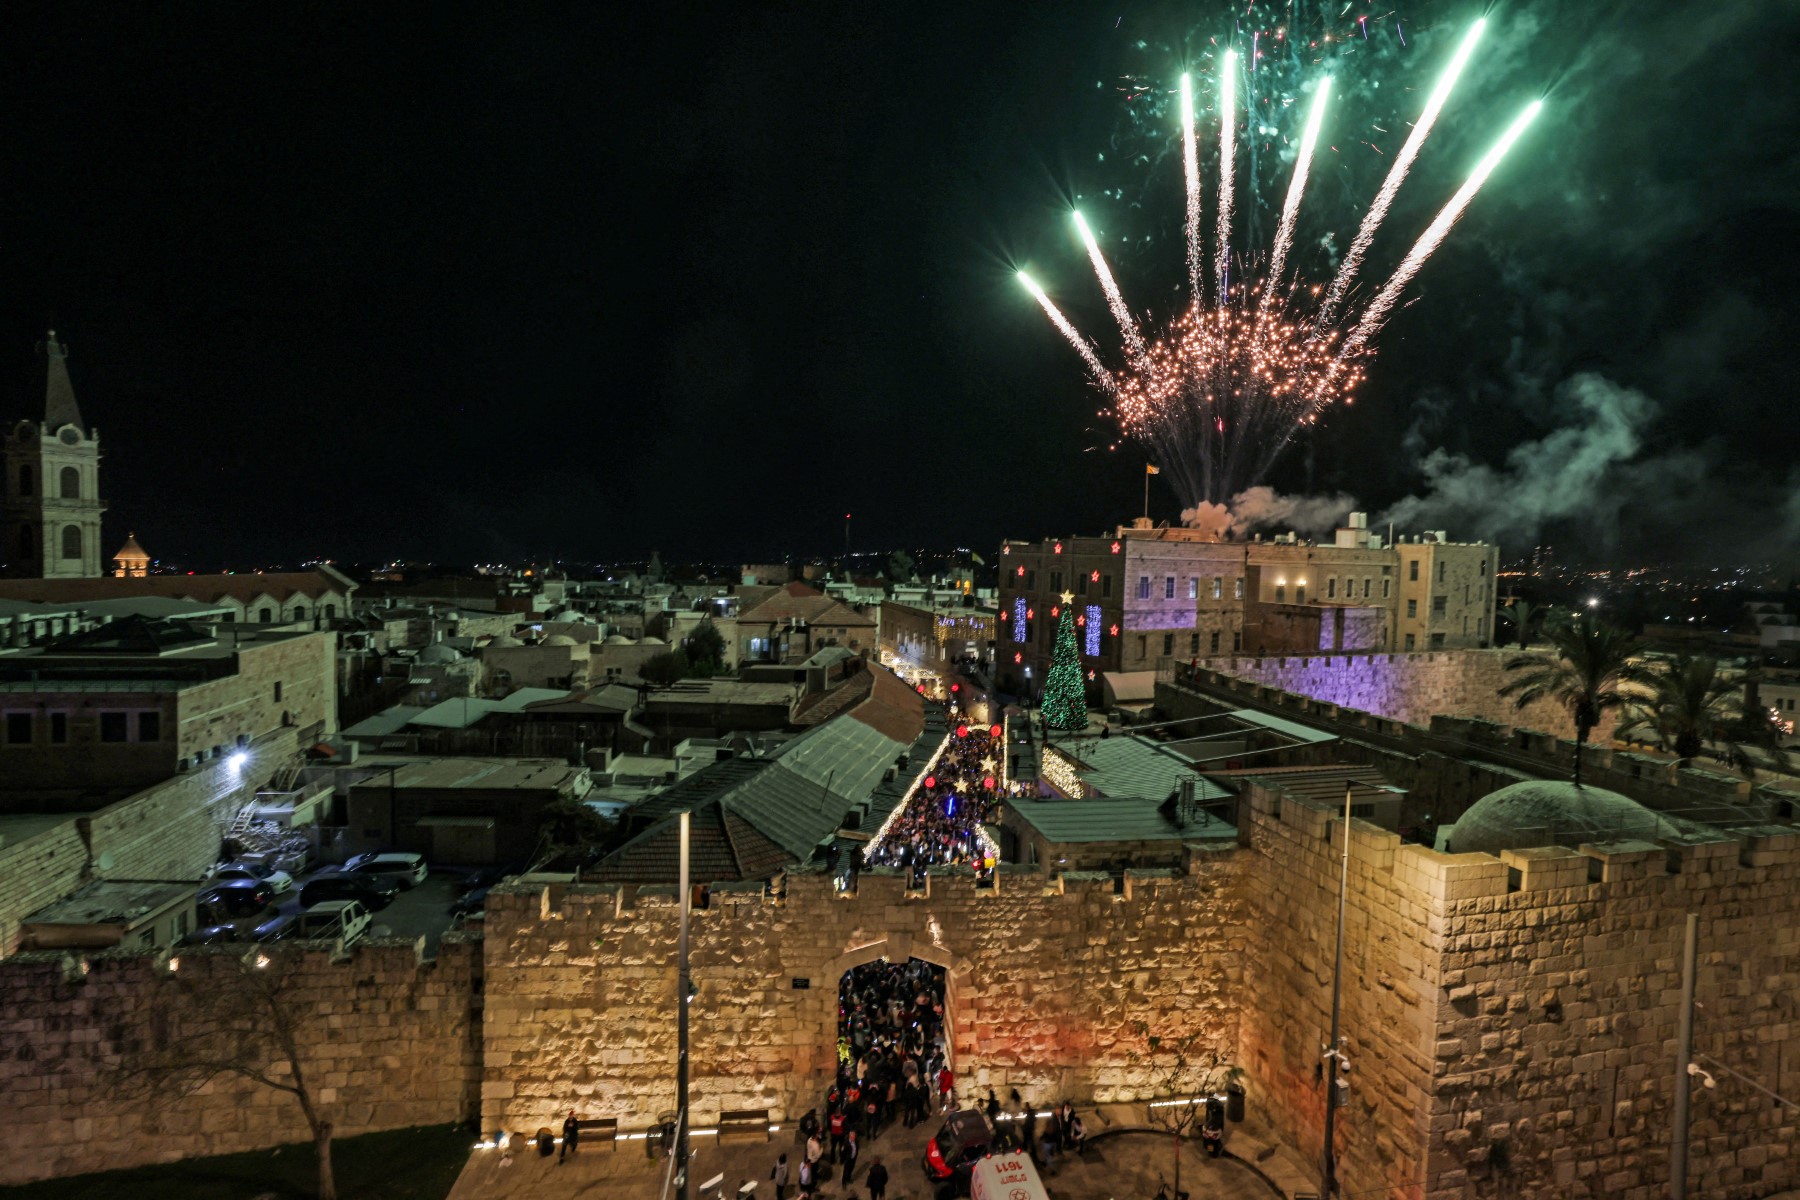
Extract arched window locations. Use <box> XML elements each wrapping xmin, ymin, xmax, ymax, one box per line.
<box><xmin>60</xmin><ymin>525</ymin><xmax>81</xmax><ymax>560</ymax></box>
<box><xmin>18</xmin><ymin>466</ymin><xmax>32</xmax><ymax>498</ymax></box>
<box><xmin>258</xmin><ymin>608</ymin><xmax>273</xmax><ymax>623</ymax></box>
<box><xmin>323</xmin><ymin>604</ymin><xmax>337</xmax><ymax>619</ymax></box>
<box><xmin>59</xmin><ymin>467</ymin><xmax>80</xmax><ymax>499</ymax></box>
<box><xmin>293</xmin><ymin>605</ymin><xmax>307</xmax><ymax>623</ymax></box>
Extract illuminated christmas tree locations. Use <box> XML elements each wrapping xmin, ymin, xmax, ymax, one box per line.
<box><xmin>1041</xmin><ymin>591</ymin><xmax>1089</xmax><ymax>732</ymax></box>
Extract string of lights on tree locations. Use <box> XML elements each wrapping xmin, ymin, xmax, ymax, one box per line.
<box><xmin>1041</xmin><ymin>591</ymin><xmax>1090</xmax><ymax>731</ymax></box>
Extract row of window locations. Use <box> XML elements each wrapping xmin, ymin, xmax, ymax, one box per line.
<box><xmin>1135</xmin><ymin>575</ymin><xmax>1247</xmax><ymax>601</ymax></box>
<box><xmin>1138</xmin><ymin>631</ymin><xmax>1242</xmax><ymax>659</ymax></box>
<box><xmin>3</xmin><ymin>710</ymin><xmax>161</xmax><ymax>745</ymax></box>
<box><xmin>9</xmin><ymin>465</ymin><xmax>85</xmax><ymax>500</ymax></box>
<box><xmin>1406</xmin><ymin>558</ymin><xmax>1491</xmax><ymax>583</ymax></box>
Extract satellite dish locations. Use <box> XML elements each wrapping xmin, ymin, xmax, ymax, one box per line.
<box><xmin>95</xmin><ymin>852</ymin><xmax>114</xmax><ymax>872</ymax></box>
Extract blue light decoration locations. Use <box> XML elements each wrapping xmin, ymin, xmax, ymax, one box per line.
<box><xmin>1085</xmin><ymin>605</ymin><xmax>1102</xmax><ymax>656</ymax></box>
<box><xmin>945</xmin><ymin>795</ymin><xmax>957</xmax><ymax>817</ymax></box>
<box><xmin>1013</xmin><ymin>597</ymin><xmax>1028</xmax><ymax>642</ymax></box>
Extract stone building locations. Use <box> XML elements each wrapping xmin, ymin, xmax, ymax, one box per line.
<box><xmin>995</xmin><ymin>514</ymin><xmax>1498</xmax><ymax>701</ymax></box>
<box><xmin>1</xmin><ymin>332</ymin><xmax>105</xmax><ymax>579</ymax></box>
<box><xmin>736</xmin><ymin>581</ymin><xmax>878</xmax><ymax>664</ymax></box>
<box><xmin>0</xmin><ymin>564</ymin><xmax>356</xmax><ymax>626</ymax></box>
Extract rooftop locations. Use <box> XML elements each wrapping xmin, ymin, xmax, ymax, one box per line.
<box><xmin>24</xmin><ymin>880</ymin><xmax>194</xmax><ymax>927</ymax></box>
<box><xmin>1008</xmin><ymin>796</ymin><xmax>1228</xmax><ymax>843</ymax></box>
<box><xmin>350</xmin><ymin>756</ymin><xmax>585</xmax><ymax>793</ymax></box>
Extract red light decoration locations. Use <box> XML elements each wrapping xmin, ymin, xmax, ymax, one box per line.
<box><xmin>1053</xmin><ymin>542</ymin><xmax>1063</xmax><ymax>554</ymax></box>
<box><xmin>1076</xmin><ymin>614</ymin><xmax>1086</xmax><ymax>626</ymax></box>
<box><xmin>1002</xmin><ymin>544</ymin><xmax>1010</xmax><ymax>555</ymax></box>
<box><xmin>1109</xmin><ymin>623</ymin><xmax>1120</xmax><ymax>637</ymax></box>
<box><xmin>951</xmin><ymin>683</ymin><xmax>960</xmax><ymax>692</ymax></box>
<box><xmin>956</xmin><ymin>725</ymin><xmax>969</xmax><ymax>738</ymax></box>
<box><xmin>1110</xmin><ymin>541</ymin><xmax>1121</xmax><ymax>554</ymax></box>
<box><xmin>989</xmin><ymin>724</ymin><xmax>1002</xmax><ymax>738</ymax></box>
<box><xmin>924</xmin><ymin>775</ymin><xmax>936</xmax><ymax>789</ymax></box>
<box><xmin>1016</xmin><ymin>565</ymin><xmax>1025</xmax><ymax>577</ymax></box>
<box><xmin>1091</xmin><ymin>570</ymin><xmax>1100</xmax><ymax>581</ymax></box>
<box><xmin>1013</xmin><ymin>652</ymin><xmax>1022</xmax><ymax>664</ymax></box>
<box><xmin>1027</xmin><ymin>608</ymin><xmax>1035</xmax><ymax>619</ymax></box>
<box><xmin>983</xmin><ymin>776</ymin><xmax>996</xmax><ymax>790</ymax></box>
<box><xmin>916</xmin><ymin>684</ymin><xmax>927</xmax><ymax>694</ymax></box>
<box><xmin>1087</xmin><ymin>669</ymin><xmax>1096</xmax><ymax>680</ymax></box>
<box><xmin>999</xmin><ymin>608</ymin><xmax>1009</xmax><ymax>621</ymax></box>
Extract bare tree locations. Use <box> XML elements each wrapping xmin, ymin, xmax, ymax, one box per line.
<box><xmin>117</xmin><ymin>948</ymin><xmax>339</xmax><ymax>1200</ymax></box>
<box><xmin>1130</xmin><ymin>1022</ymin><xmax>1234</xmax><ymax>1200</ymax></box>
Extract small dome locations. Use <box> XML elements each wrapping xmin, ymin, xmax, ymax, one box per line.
<box><xmin>1448</xmin><ymin>781</ymin><xmax>1711</xmax><ymax>856</ymax></box>
<box><xmin>115</xmin><ymin>532</ymin><xmax>151</xmax><ymax>561</ymax></box>
<box><xmin>417</xmin><ymin>643</ymin><xmax>464</xmax><ymax>665</ymax></box>
<box><xmin>487</xmin><ymin>634</ymin><xmax>523</xmax><ymax>648</ymax></box>
<box><xmin>639</xmin><ymin>635</ymin><xmax>667</xmax><ymax>646</ymax></box>
<box><xmin>603</xmin><ymin>634</ymin><xmax>637</xmax><ymax>645</ymax></box>
<box><xmin>542</xmin><ymin>634</ymin><xmax>578</xmax><ymax>647</ymax></box>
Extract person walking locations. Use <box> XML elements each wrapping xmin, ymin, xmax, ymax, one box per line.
<box><xmin>797</xmin><ymin>1156</ymin><xmax>814</xmax><ymax>1196</ymax></box>
<box><xmin>936</xmin><ymin>1064</ymin><xmax>955</xmax><ymax>1113</ymax></box>
<box><xmin>806</xmin><ymin>1131</ymin><xmax>824</xmax><ymax>1173</ymax></box>
<box><xmin>771</xmin><ymin>1153</ymin><xmax>790</xmax><ymax>1200</ymax></box>
<box><xmin>828</xmin><ymin>1106</ymin><xmax>848</xmax><ymax>1163</ymax></box>
<box><xmin>843</xmin><ymin>1129</ymin><xmax>861</xmax><ymax>1184</ymax></box>
<box><xmin>866</xmin><ymin>1157</ymin><xmax>889</xmax><ymax>1200</ymax></box>
<box><xmin>1021</xmin><ymin>1103</ymin><xmax>1037</xmax><ymax>1155</ymax></box>
<box><xmin>559</xmin><ymin>1110</ymin><xmax>579</xmax><ymax>1162</ymax></box>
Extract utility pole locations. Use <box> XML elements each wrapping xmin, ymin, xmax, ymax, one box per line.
<box><xmin>1670</xmin><ymin>912</ymin><xmax>1698</xmax><ymax>1200</ymax></box>
<box><xmin>676</xmin><ymin>810</ymin><xmax>691</xmax><ymax>1200</ymax></box>
<box><xmin>1321</xmin><ymin>781</ymin><xmax>1353</xmax><ymax>1196</ymax></box>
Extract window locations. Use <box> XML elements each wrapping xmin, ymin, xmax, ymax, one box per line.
<box><xmin>18</xmin><ymin>524</ymin><xmax>32</xmax><ymax>560</ymax></box>
<box><xmin>1077</xmin><ymin>573</ymin><xmax>1088</xmax><ymax>595</ymax></box>
<box><xmin>1478</xmin><ymin>617</ymin><xmax>1485</xmax><ymax>639</ymax></box>
<box><xmin>1232</xmin><ymin>632</ymin><xmax>1241</xmax><ymax>651</ymax></box>
<box><xmin>60</xmin><ymin>466</ymin><xmax>80</xmax><ymax>499</ymax></box>
<box><xmin>323</xmin><ymin>604</ymin><xmax>337</xmax><ymax>619</ymax></box>
<box><xmin>1189</xmin><ymin>633</ymin><xmax>1199</xmax><ymax>653</ymax></box>
<box><xmin>4</xmin><ymin>712</ymin><xmax>30</xmax><ymax>744</ymax></box>
<box><xmin>1433</xmin><ymin>595</ymin><xmax>1447</xmax><ymax>615</ymax></box>
<box><xmin>1210</xmin><ymin>631</ymin><xmax>1220</xmax><ymax>653</ymax></box>
<box><xmin>1164</xmin><ymin>576</ymin><xmax>1175</xmax><ymax>599</ymax></box>
<box><xmin>1431</xmin><ymin>632</ymin><xmax>1446</xmax><ymax>648</ymax></box>
<box><xmin>50</xmin><ymin>712</ymin><xmax>67</xmax><ymax>744</ymax></box>
<box><xmin>100</xmin><ymin>712</ymin><xmax>129</xmax><ymax>742</ymax></box>
<box><xmin>258</xmin><ymin>608</ymin><xmax>273</xmax><ymax>623</ymax></box>
<box><xmin>1409</xmin><ymin>560</ymin><xmax>1419</xmax><ymax>581</ymax></box>
<box><xmin>1382</xmin><ymin>579</ymin><xmax>1391</xmax><ymax>599</ymax></box>
<box><xmin>1404</xmin><ymin>634</ymin><xmax>1416</xmax><ymax>651</ymax></box>
<box><xmin>1438</xmin><ymin>562</ymin><xmax>1445</xmax><ymax>583</ymax></box>
<box><xmin>1187</xmin><ymin>577</ymin><xmax>1199</xmax><ymax>600</ymax></box>
<box><xmin>1327</xmin><ymin>578</ymin><xmax>1336</xmax><ymax>599</ymax></box>
<box><xmin>1212</xmin><ymin>577</ymin><xmax>1223</xmax><ymax>600</ymax></box>
<box><xmin>17</xmin><ymin>465</ymin><xmax>31</xmax><ymax>497</ymax></box>
<box><xmin>1136</xmin><ymin>635</ymin><xmax>1147</xmax><ymax>659</ymax></box>
<box><xmin>273</xmin><ymin>681</ymin><xmax>284</xmax><ymax>703</ymax></box>
<box><xmin>1276</xmin><ymin>585</ymin><xmax>1285</xmax><ymax>603</ymax></box>
<box><xmin>293</xmin><ymin>605</ymin><xmax>307</xmax><ymax>622</ymax></box>
<box><xmin>137</xmin><ymin>712</ymin><xmax>161</xmax><ymax>742</ymax></box>
<box><xmin>1363</xmin><ymin>578</ymin><xmax>1371</xmax><ymax>599</ymax></box>
<box><xmin>1407</xmin><ymin>599</ymin><xmax>1418</xmax><ymax>618</ymax></box>
<box><xmin>1137</xmin><ymin>576</ymin><xmax>1150</xmax><ymax>600</ymax></box>
<box><xmin>1479</xmin><ymin>560</ymin><xmax>1488</xmax><ymax>576</ymax></box>
<box><xmin>1026</xmin><ymin>570</ymin><xmax>1036</xmax><ymax>590</ymax></box>
<box><xmin>1162</xmin><ymin>633</ymin><xmax>1174</xmax><ymax>656</ymax></box>
<box><xmin>1296</xmin><ymin>585</ymin><xmax>1306</xmax><ymax>605</ymax></box>
<box><xmin>61</xmin><ymin>524</ymin><xmax>81</xmax><ymax>560</ymax></box>
<box><xmin>1234</xmin><ymin>579</ymin><xmax>1244</xmax><ymax>600</ymax></box>
<box><xmin>1050</xmin><ymin>571</ymin><xmax>1062</xmax><ymax>594</ymax></box>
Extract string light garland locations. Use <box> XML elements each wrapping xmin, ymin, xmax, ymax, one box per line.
<box><xmin>1041</xmin><ymin>592</ymin><xmax>1089</xmax><ymax>732</ymax></box>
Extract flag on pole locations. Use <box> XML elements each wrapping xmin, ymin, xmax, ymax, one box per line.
<box><xmin>1145</xmin><ymin>464</ymin><xmax>1160</xmax><ymax>475</ymax></box>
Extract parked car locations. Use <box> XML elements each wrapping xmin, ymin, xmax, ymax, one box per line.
<box><xmin>196</xmin><ymin>880</ymin><xmax>275</xmax><ymax>918</ymax></box>
<box><xmin>209</xmin><ymin>861</ymin><xmax>296</xmax><ymax>893</ymax></box>
<box><xmin>177</xmin><ymin>924</ymin><xmax>245</xmax><ymax>946</ymax></box>
<box><xmin>344</xmin><ymin>851</ymin><xmax>428</xmax><ymax>889</ymax></box>
<box><xmin>300</xmin><ymin>872</ymin><xmax>400</xmax><ymax>911</ymax></box>
<box><xmin>923</xmin><ymin>1109</ymin><xmax>997</xmax><ymax>1195</ymax></box>
<box><xmin>296</xmin><ymin>900</ymin><xmax>372</xmax><ymax>946</ymax></box>
<box><xmin>449</xmin><ymin>886</ymin><xmax>490</xmax><ymax>918</ymax></box>
<box><xmin>251</xmin><ymin>914</ymin><xmax>299</xmax><ymax>943</ymax></box>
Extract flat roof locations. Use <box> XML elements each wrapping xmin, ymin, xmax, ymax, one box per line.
<box><xmin>351</xmin><ymin>756</ymin><xmax>582</xmax><ymax>792</ymax></box>
<box><xmin>1009</xmin><ymin>796</ymin><xmax>1230</xmax><ymax>843</ymax></box>
<box><xmin>643</xmin><ymin>680</ymin><xmax>800</xmax><ymax>707</ymax></box>
<box><xmin>407</xmin><ymin>688</ymin><xmax>570</xmax><ymax>729</ymax></box>
<box><xmin>1050</xmin><ymin>735</ymin><xmax>1235</xmax><ymax>803</ymax></box>
<box><xmin>24</xmin><ymin>880</ymin><xmax>194</xmax><ymax>926</ymax></box>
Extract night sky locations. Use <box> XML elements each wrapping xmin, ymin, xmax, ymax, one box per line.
<box><xmin>0</xmin><ymin>2</ymin><xmax>1793</xmax><ymax>568</ymax></box>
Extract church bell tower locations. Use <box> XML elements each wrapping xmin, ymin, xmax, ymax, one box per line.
<box><xmin>1</xmin><ymin>332</ymin><xmax>106</xmax><ymax>578</ymax></box>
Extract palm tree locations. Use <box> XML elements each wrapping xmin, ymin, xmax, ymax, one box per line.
<box><xmin>1615</xmin><ymin>654</ymin><xmax>1794</xmax><ymax>776</ymax></box>
<box><xmin>1500</xmin><ymin>616</ymin><xmax>1642</xmax><ymax>788</ymax></box>
<box><xmin>1498</xmin><ymin>600</ymin><xmax>1568</xmax><ymax>649</ymax></box>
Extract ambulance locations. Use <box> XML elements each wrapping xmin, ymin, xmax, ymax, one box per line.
<box><xmin>969</xmin><ymin>1152</ymin><xmax>1051</xmax><ymax>1200</ymax></box>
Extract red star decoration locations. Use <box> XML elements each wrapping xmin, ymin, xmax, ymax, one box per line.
<box><xmin>1053</xmin><ymin>542</ymin><xmax>1063</xmax><ymax>554</ymax></box>
<box><xmin>1109</xmin><ymin>624</ymin><xmax>1119</xmax><ymax>637</ymax></box>
<box><xmin>1110</xmin><ymin>541</ymin><xmax>1121</xmax><ymax>554</ymax></box>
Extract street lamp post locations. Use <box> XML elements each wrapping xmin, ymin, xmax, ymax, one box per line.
<box><xmin>676</xmin><ymin>811</ymin><xmax>691</xmax><ymax>1200</ymax></box>
<box><xmin>1321</xmin><ymin>781</ymin><xmax>1353</xmax><ymax>1196</ymax></box>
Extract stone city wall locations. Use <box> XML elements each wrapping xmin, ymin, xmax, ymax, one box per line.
<box><xmin>0</xmin><ymin>726</ymin><xmax>302</xmax><ymax>956</ymax></box>
<box><xmin>1184</xmin><ymin>648</ymin><xmax>1608</xmax><ymax>743</ymax></box>
<box><xmin>0</xmin><ymin>933</ymin><xmax>481</xmax><ymax>1187</ymax></box>
<box><xmin>1235</xmin><ymin>778</ymin><xmax>1800</xmax><ymax>1200</ymax></box>
<box><xmin>479</xmin><ymin>862</ymin><xmax>1248</xmax><ymax>1137</ymax></box>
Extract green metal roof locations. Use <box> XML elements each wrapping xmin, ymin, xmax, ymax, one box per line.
<box><xmin>1008</xmin><ymin>796</ymin><xmax>1223</xmax><ymax>843</ymax></box>
<box><xmin>1058</xmin><ymin>736</ymin><xmax>1234</xmax><ymax>803</ymax></box>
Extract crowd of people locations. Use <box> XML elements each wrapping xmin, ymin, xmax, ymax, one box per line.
<box><xmin>863</xmin><ymin>722</ymin><xmax>1003</xmax><ymax>882</ymax></box>
<box><xmin>771</xmin><ymin>959</ymin><xmax>951</xmax><ymax>1200</ymax></box>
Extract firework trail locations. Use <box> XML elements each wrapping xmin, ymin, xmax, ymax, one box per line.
<box><xmin>1318</xmin><ymin>18</ymin><xmax>1488</xmax><ymax>328</ymax></box>
<box><xmin>1264</xmin><ymin>76</ymin><xmax>1332</xmax><ymax>303</ymax></box>
<box><xmin>1180</xmin><ymin>72</ymin><xmax>1202</xmax><ymax>302</ymax></box>
<box><xmin>1340</xmin><ymin>100</ymin><xmax>1544</xmax><ymax>359</ymax></box>
<box><xmin>1074</xmin><ymin>211</ymin><xmax>1147</xmax><ymax>362</ymax></box>
<box><xmin>1017</xmin><ymin>19</ymin><xmax>1543</xmax><ymax>512</ymax></box>
<box><xmin>1017</xmin><ymin>271</ymin><xmax>1113</xmax><ymax>388</ymax></box>
<box><xmin>1213</xmin><ymin>50</ymin><xmax>1237</xmax><ymax>302</ymax></box>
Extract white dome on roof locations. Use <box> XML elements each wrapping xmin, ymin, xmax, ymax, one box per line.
<box><xmin>603</xmin><ymin>634</ymin><xmax>637</xmax><ymax>645</ymax></box>
<box><xmin>640</xmin><ymin>635</ymin><xmax>667</xmax><ymax>646</ymax></box>
<box><xmin>487</xmin><ymin>634</ymin><xmax>523</xmax><ymax>648</ymax></box>
<box><xmin>1448</xmin><ymin>781</ymin><xmax>1711</xmax><ymax>855</ymax></box>
<box><xmin>542</xmin><ymin>634</ymin><xmax>578</xmax><ymax>647</ymax></box>
<box><xmin>417</xmin><ymin>643</ymin><xmax>464</xmax><ymax>665</ymax></box>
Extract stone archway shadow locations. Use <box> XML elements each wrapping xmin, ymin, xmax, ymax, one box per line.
<box><xmin>819</xmin><ymin>931</ymin><xmax>974</xmax><ymax>1078</ymax></box>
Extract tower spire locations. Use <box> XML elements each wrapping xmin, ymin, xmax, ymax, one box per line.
<box><xmin>43</xmin><ymin>330</ymin><xmax>82</xmax><ymax>431</ymax></box>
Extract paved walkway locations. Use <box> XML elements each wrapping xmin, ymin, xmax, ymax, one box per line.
<box><xmin>447</xmin><ymin>1104</ymin><xmax>1317</xmax><ymax>1200</ymax></box>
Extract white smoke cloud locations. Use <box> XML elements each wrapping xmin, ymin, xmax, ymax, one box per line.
<box><xmin>1181</xmin><ymin>487</ymin><xmax>1359</xmax><ymax>539</ymax></box>
<box><xmin>1378</xmin><ymin>373</ymin><xmax>1663</xmax><ymax>546</ymax></box>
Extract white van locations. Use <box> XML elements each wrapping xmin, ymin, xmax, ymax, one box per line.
<box><xmin>970</xmin><ymin>1153</ymin><xmax>1050</xmax><ymax>1200</ymax></box>
<box><xmin>296</xmin><ymin>899</ymin><xmax>371</xmax><ymax>946</ymax></box>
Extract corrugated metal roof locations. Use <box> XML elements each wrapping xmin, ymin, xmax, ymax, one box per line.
<box><xmin>1008</xmin><ymin>797</ymin><xmax>1192</xmax><ymax>843</ymax></box>
<box><xmin>1059</xmin><ymin>736</ymin><xmax>1233</xmax><ymax>803</ymax></box>
<box><xmin>1221</xmin><ymin>708</ymin><xmax>1338</xmax><ymax>744</ymax></box>
<box><xmin>408</xmin><ymin>688</ymin><xmax>569</xmax><ymax>728</ymax></box>
<box><xmin>342</xmin><ymin>705</ymin><xmax>428</xmax><ymax>738</ymax></box>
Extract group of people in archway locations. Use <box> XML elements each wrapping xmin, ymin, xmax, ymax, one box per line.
<box><xmin>864</xmin><ymin>724</ymin><xmax>1002</xmax><ymax>884</ymax></box>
